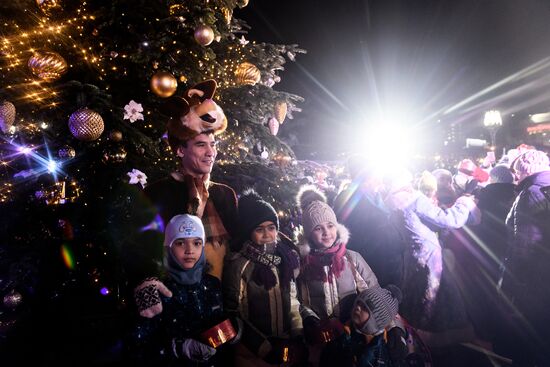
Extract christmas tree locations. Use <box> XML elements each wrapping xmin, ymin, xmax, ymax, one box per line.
<box><xmin>0</xmin><ymin>0</ymin><xmax>305</xmax><ymax>363</ymax></box>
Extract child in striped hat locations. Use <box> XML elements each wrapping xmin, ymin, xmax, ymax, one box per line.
<box><xmin>320</xmin><ymin>285</ymin><xmax>409</xmax><ymax>367</ymax></box>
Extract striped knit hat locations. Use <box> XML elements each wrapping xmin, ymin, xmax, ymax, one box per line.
<box><xmin>354</xmin><ymin>285</ymin><xmax>402</xmax><ymax>335</ymax></box>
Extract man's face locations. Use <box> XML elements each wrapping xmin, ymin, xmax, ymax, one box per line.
<box><xmin>177</xmin><ymin>133</ymin><xmax>217</xmax><ymax>176</ymax></box>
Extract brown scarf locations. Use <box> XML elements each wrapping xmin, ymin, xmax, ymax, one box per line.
<box><xmin>171</xmin><ymin>171</ymin><xmax>228</xmax><ymax>241</ymax></box>
<box><xmin>181</xmin><ymin>173</ymin><xmax>210</xmax><ymax>217</ymax></box>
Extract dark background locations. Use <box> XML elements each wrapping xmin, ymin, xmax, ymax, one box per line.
<box><xmin>238</xmin><ymin>0</ymin><xmax>550</xmax><ymax>159</ymax></box>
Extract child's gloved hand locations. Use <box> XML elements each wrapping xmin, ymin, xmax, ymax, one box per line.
<box><xmin>134</xmin><ymin>277</ymin><xmax>172</xmax><ymax>318</ymax></box>
<box><xmin>173</xmin><ymin>338</ymin><xmax>216</xmax><ymax>362</ymax></box>
<box><xmin>387</xmin><ymin>327</ymin><xmax>408</xmax><ymax>362</ymax></box>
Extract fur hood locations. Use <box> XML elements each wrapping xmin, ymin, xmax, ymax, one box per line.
<box><xmin>297</xmin><ymin>223</ymin><xmax>350</xmax><ymax>258</ymax></box>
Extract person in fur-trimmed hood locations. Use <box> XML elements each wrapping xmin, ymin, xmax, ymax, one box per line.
<box><xmin>296</xmin><ymin>186</ymin><xmax>407</xmax><ymax>366</ymax></box>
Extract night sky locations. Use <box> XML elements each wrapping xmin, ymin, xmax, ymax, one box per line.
<box><xmin>238</xmin><ymin>0</ymin><xmax>550</xmax><ymax>159</ymax></box>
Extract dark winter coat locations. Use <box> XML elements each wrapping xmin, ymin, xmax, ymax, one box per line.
<box><xmin>476</xmin><ymin>182</ymin><xmax>516</xmax><ymax>265</ymax></box>
<box><xmin>124</xmin><ymin>174</ymin><xmax>238</xmax><ymax>287</ymax></box>
<box><xmin>334</xmin><ymin>187</ymin><xmax>405</xmax><ymax>287</ymax></box>
<box><xmin>222</xmin><ymin>235</ymin><xmax>302</xmax><ymax>357</ymax></box>
<box><xmin>501</xmin><ymin>170</ymin><xmax>550</xmax><ymax>352</ymax></box>
<box><xmin>320</xmin><ymin>326</ymin><xmax>407</xmax><ymax>367</ymax></box>
<box><xmin>128</xmin><ymin>274</ymin><xmax>227</xmax><ymax>367</ymax></box>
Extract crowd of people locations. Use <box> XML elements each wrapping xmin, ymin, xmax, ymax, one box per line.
<box><xmin>121</xmin><ymin>80</ymin><xmax>550</xmax><ymax>367</ymax></box>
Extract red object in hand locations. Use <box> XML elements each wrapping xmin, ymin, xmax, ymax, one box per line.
<box><xmin>313</xmin><ymin>318</ymin><xmax>345</xmax><ymax>345</ymax></box>
<box><xmin>200</xmin><ymin>319</ymin><xmax>237</xmax><ymax>348</ymax></box>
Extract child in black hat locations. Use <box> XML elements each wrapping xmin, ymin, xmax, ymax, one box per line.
<box><xmin>222</xmin><ymin>189</ymin><xmax>306</xmax><ymax>366</ymax></box>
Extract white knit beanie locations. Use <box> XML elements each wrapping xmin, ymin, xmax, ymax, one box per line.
<box><xmin>164</xmin><ymin>214</ymin><xmax>205</xmax><ymax>247</ymax></box>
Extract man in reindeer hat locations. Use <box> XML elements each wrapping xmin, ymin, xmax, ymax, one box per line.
<box><xmin>125</xmin><ymin>79</ymin><xmax>238</xmax><ymax>319</ymax></box>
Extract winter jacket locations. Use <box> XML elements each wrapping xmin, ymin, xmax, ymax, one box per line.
<box><xmin>502</xmin><ymin>170</ymin><xmax>550</xmax><ymax>313</ymax></box>
<box><xmin>297</xmin><ymin>224</ymin><xmax>379</xmax><ymax>322</ymax></box>
<box><xmin>124</xmin><ymin>173</ymin><xmax>238</xmax><ymax>286</ymax></box>
<box><xmin>222</xmin><ymin>235</ymin><xmax>303</xmax><ymax>358</ymax></box>
<box><xmin>385</xmin><ymin>189</ymin><xmax>478</xmax><ymax>330</ymax></box>
<box><xmin>334</xmin><ymin>187</ymin><xmax>406</xmax><ymax>287</ymax></box>
<box><xmin>476</xmin><ymin>182</ymin><xmax>516</xmax><ymax>265</ymax></box>
<box><xmin>320</xmin><ymin>326</ymin><xmax>408</xmax><ymax>367</ymax></box>
<box><xmin>504</xmin><ymin>170</ymin><xmax>550</xmax><ymax>275</ymax></box>
<box><xmin>128</xmin><ymin>274</ymin><xmax>227</xmax><ymax>367</ymax></box>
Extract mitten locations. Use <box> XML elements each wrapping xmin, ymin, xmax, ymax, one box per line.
<box><xmin>173</xmin><ymin>338</ymin><xmax>216</xmax><ymax>362</ymax></box>
<box><xmin>134</xmin><ymin>277</ymin><xmax>172</xmax><ymax>318</ymax></box>
<box><xmin>387</xmin><ymin>327</ymin><xmax>408</xmax><ymax>362</ymax></box>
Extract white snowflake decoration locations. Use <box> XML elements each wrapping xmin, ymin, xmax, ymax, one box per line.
<box><xmin>123</xmin><ymin>100</ymin><xmax>144</xmax><ymax>123</ymax></box>
<box><xmin>127</xmin><ymin>168</ymin><xmax>148</xmax><ymax>188</ymax></box>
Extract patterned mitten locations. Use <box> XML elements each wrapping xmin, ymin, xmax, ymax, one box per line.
<box><xmin>134</xmin><ymin>277</ymin><xmax>172</xmax><ymax>318</ymax></box>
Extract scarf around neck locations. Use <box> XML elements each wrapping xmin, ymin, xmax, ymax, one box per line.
<box><xmin>303</xmin><ymin>241</ymin><xmax>347</xmax><ymax>282</ymax></box>
<box><xmin>165</xmin><ymin>246</ymin><xmax>206</xmax><ymax>286</ymax></box>
<box><xmin>242</xmin><ymin>240</ymin><xmax>299</xmax><ymax>290</ymax></box>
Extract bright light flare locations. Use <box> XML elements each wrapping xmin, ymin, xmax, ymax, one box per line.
<box><xmin>362</xmin><ymin>122</ymin><xmax>417</xmax><ymax>175</ymax></box>
<box><xmin>47</xmin><ymin>159</ymin><xmax>58</xmax><ymax>173</ymax></box>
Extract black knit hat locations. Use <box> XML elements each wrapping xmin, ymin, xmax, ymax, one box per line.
<box><xmin>354</xmin><ymin>285</ymin><xmax>402</xmax><ymax>335</ymax></box>
<box><xmin>238</xmin><ymin>189</ymin><xmax>279</xmax><ymax>238</ymax></box>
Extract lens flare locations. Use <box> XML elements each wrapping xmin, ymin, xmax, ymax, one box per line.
<box><xmin>61</xmin><ymin>244</ymin><xmax>75</xmax><ymax>270</ymax></box>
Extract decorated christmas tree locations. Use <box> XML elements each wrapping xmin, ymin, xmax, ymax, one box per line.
<box><xmin>0</xmin><ymin>0</ymin><xmax>305</xmax><ymax>363</ymax></box>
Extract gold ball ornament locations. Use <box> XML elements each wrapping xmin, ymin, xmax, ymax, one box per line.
<box><xmin>28</xmin><ymin>51</ymin><xmax>67</xmax><ymax>81</ymax></box>
<box><xmin>194</xmin><ymin>25</ymin><xmax>215</xmax><ymax>46</ymax></box>
<box><xmin>0</xmin><ymin>101</ymin><xmax>16</xmax><ymax>134</ymax></box>
<box><xmin>150</xmin><ymin>71</ymin><xmax>178</xmax><ymax>98</ymax></box>
<box><xmin>235</xmin><ymin>62</ymin><xmax>261</xmax><ymax>86</ymax></box>
<box><xmin>109</xmin><ymin>130</ymin><xmax>123</xmax><ymax>142</ymax></box>
<box><xmin>68</xmin><ymin>108</ymin><xmax>104</xmax><ymax>141</ymax></box>
<box><xmin>36</xmin><ymin>0</ymin><xmax>64</xmax><ymax>17</ymax></box>
<box><xmin>237</xmin><ymin>0</ymin><xmax>250</xmax><ymax>9</ymax></box>
<box><xmin>274</xmin><ymin>101</ymin><xmax>288</xmax><ymax>124</ymax></box>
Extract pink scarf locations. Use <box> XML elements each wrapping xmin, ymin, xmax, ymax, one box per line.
<box><xmin>302</xmin><ymin>241</ymin><xmax>347</xmax><ymax>282</ymax></box>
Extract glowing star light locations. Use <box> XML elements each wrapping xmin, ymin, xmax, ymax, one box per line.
<box><xmin>123</xmin><ymin>100</ymin><xmax>144</xmax><ymax>123</ymax></box>
<box><xmin>127</xmin><ymin>168</ymin><xmax>147</xmax><ymax>188</ymax></box>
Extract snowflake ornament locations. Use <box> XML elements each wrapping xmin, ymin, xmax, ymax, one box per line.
<box><xmin>123</xmin><ymin>100</ymin><xmax>144</xmax><ymax>123</ymax></box>
<box><xmin>127</xmin><ymin>168</ymin><xmax>148</xmax><ymax>188</ymax></box>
